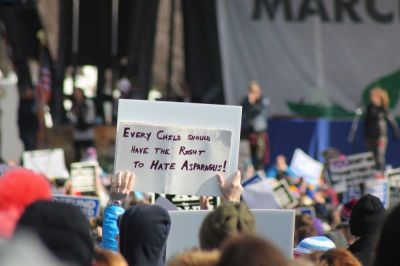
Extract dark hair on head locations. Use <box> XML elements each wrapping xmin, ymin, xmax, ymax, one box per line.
<box><xmin>294</xmin><ymin>225</ymin><xmax>317</xmax><ymax>244</ymax></box>
<box><xmin>216</xmin><ymin>234</ymin><xmax>288</xmax><ymax>266</ymax></box>
<box><xmin>303</xmin><ymin>250</ymin><xmax>324</xmax><ymax>263</ymax></box>
<box><xmin>94</xmin><ymin>248</ymin><xmax>128</xmax><ymax>266</ymax></box>
<box><xmin>295</xmin><ymin>214</ymin><xmax>314</xmax><ymax>228</ymax></box>
<box><xmin>373</xmin><ymin>203</ymin><xmax>400</xmax><ymax>266</ymax></box>
<box><xmin>319</xmin><ymin>248</ymin><xmax>361</xmax><ymax>266</ymax></box>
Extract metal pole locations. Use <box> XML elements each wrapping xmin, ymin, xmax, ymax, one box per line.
<box><xmin>111</xmin><ymin>0</ymin><xmax>119</xmax><ymax>58</ymax></box>
<box><xmin>111</xmin><ymin>0</ymin><xmax>119</xmax><ymax>86</ymax></box>
<box><xmin>72</xmin><ymin>0</ymin><xmax>80</xmax><ymax>84</ymax></box>
<box><xmin>166</xmin><ymin>0</ymin><xmax>175</xmax><ymax>99</ymax></box>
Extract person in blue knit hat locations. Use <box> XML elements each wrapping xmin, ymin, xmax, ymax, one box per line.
<box><xmin>294</xmin><ymin>236</ymin><xmax>336</xmax><ymax>257</ymax></box>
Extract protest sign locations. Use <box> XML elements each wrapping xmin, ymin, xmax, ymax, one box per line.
<box><xmin>385</xmin><ymin>168</ymin><xmax>400</xmax><ymax>207</ymax></box>
<box><xmin>164</xmin><ymin>194</ymin><xmax>218</xmax><ymax>211</ymax></box>
<box><xmin>328</xmin><ymin>152</ymin><xmax>375</xmax><ymax>193</ymax></box>
<box><xmin>273</xmin><ymin>180</ymin><xmax>298</xmax><ymax>209</ymax></box>
<box><xmin>167</xmin><ymin>209</ymin><xmax>295</xmax><ymax>259</ymax></box>
<box><xmin>243</xmin><ymin>179</ymin><xmax>280</xmax><ymax>209</ymax></box>
<box><xmin>365</xmin><ymin>178</ymin><xmax>389</xmax><ymax>208</ymax></box>
<box><xmin>115</xmin><ymin>100</ymin><xmax>242</xmax><ymax>196</ymax></box>
<box><xmin>53</xmin><ymin>195</ymin><xmax>100</xmax><ymax>219</ymax></box>
<box><xmin>290</xmin><ymin>149</ymin><xmax>323</xmax><ymax>187</ymax></box>
<box><xmin>155</xmin><ymin>196</ymin><xmax>178</xmax><ymax>211</ymax></box>
<box><xmin>70</xmin><ymin>161</ymin><xmax>99</xmax><ymax>193</ymax></box>
<box><xmin>22</xmin><ymin>149</ymin><xmax>69</xmax><ymax>178</ymax></box>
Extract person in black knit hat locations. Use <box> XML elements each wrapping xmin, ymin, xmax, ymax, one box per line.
<box><xmin>348</xmin><ymin>194</ymin><xmax>385</xmax><ymax>266</ymax></box>
<box><xmin>15</xmin><ymin>200</ymin><xmax>94</xmax><ymax>266</ymax></box>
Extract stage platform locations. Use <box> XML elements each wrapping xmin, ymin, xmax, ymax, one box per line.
<box><xmin>268</xmin><ymin>117</ymin><xmax>400</xmax><ymax>168</ymax></box>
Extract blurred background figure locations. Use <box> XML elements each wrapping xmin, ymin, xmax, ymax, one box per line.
<box><xmin>241</xmin><ymin>81</ymin><xmax>269</xmax><ymax>170</ymax></box>
<box><xmin>266</xmin><ymin>155</ymin><xmax>296</xmax><ymax>180</ymax></box>
<box><xmin>364</xmin><ymin>87</ymin><xmax>400</xmax><ymax>171</ymax></box>
<box><xmin>18</xmin><ymin>86</ymin><xmax>39</xmax><ymax>151</ymax></box>
<box><xmin>68</xmin><ymin>87</ymin><xmax>96</xmax><ymax>161</ymax></box>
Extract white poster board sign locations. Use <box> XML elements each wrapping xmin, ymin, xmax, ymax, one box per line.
<box><xmin>167</xmin><ymin>209</ymin><xmax>295</xmax><ymax>259</ymax></box>
<box><xmin>329</xmin><ymin>152</ymin><xmax>375</xmax><ymax>193</ymax></box>
<box><xmin>70</xmin><ymin>161</ymin><xmax>99</xmax><ymax>193</ymax></box>
<box><xmin>243</xmin><ymin>179</ymin><xmax>280</xmax><ymax>209</ymax></box>
<box><xmin>116</xmin><ymin>100</ymin><xmax>242</xmax><ymax>196</ymax></box>
<box><xmin>365</xmin><ymin>178</ymin><xmax>389</xmax><ymax>209</ymax></box>
<box><xmin>290</xmin><ymin>149</ymin><xmax>323</xmax><ymax>187</ymax></box>
<box><xmin>22</xmin><ymin>148</ymin><xmax>69</xmax><ymax>178</ymax></box>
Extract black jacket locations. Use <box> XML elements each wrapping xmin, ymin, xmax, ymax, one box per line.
<box><xmin>364</xmin><ymin>104</ymin><xmax>400</xmax><ymax>139</ymax></box>
<box><xmin>348</xmin><ymin>234</ymin><xmax>379</xmax><ymax>266</ymax></box>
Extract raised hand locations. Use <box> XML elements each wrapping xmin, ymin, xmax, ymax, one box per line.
<box><xmin>218</xmin><ymin>170</ymin><xmax>243</xmax><ymax>203</ymax></box>
<box><xmin>110</xmin><ymin>171</ymin><xmax>135</xmax><ymax>201</ymax></box>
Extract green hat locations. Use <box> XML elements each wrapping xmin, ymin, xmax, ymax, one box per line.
<box><xmin>199</xmin><ymin>202</ymin><xmax>256</xmax><ymax>250</ymax></box>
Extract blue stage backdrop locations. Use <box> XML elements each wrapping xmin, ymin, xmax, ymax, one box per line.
<box><xmin>268</xmin><ymin>118</ymin><xmax>400</xmax><ymax>169</ymax></box>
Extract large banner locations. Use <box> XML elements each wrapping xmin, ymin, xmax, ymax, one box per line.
<box><xmin>217</xmin><ymin>0</ymin><xmax>400</xmax><ymax>117</ymax></box>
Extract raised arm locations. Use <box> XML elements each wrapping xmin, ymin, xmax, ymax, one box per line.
<box><xmin>102</xmin><ymin>171</ymin><xmax>135</xmax><ymax>251</ymax></box>
<box><xmin>218</xmin><ymin>171</ymin><xmax>243</xmax><ymax>203</ymax></box>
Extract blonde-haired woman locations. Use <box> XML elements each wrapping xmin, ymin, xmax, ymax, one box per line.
<box><xmin>364</xmin><ymin>87</ymin><xmax>400</xmax><ymax>171</ymax></box>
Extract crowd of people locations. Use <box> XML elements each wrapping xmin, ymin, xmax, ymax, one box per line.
<box><xmin>0</xmin><ymin>161</ymin><xmax>399</xmax><ymax>266</ymax></box>
<box><xmin>1</xmin><ymin>80</ymin><xmax>399</xmax><ymax>266</ymax></box>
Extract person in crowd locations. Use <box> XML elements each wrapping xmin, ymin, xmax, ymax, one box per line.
<box><xmin>18</xmin><ymin>86</ymin><xmax>39</xmax><ymax>151</ymax></box>
<box><xmin>373</xmin><ymin>202</ymin><xmax>400</xmax><ymax>266</ymax></box>
<box><xmin>266</xmin><ymin>155</ymin><xmax>296</xmax><ymax>180</ymax></box>
<box><xmin>168</xmin><ymin>249</ymin><xmax>220</xmax><ymax>266</ymax></box>
<box><xmin>118</xmin><ymin>204</ymin><xmax>171</xmax><ymax>266</ymax></box>
<box><xmin>0</xmin><ymin>169</ymin><xmax>51</xmax><ymax>239</ymax></box>
<box><xmin>340</xmin><ymin>200</ymin><xmax>357</xmax><ymax>223</ymax></box>
<box><xmin>94</xmin><ymin>248</ymin><xmax>128</xmax><ymax>266</ymax></box>
<box><xmin>102</xmin><ymin>170</ymin><xmax>244</xmax><ymax>261</ymax></box>
<box><xmin>364</xmin><ymin>87</ymin><xmax>400</xmax><ymax>171</ymax></box>
<box><xmin>294</xmin><ymin>236</ymin><xmax>336</xmax><ymax>257</ymax></box>
<box><xmin>241</xmin><ymin>81</ymin><xmax>270</xmax><ymax>170</ymax></box>
<box><xmin>0</xmin><ymin>230</ymin><xmax>66</xmax><ymax>266</ymax></box>
<box><xmin>336</xmin><ymin>223</ymin><xmax>355</xmax><ymax>246</ymax></box>
<box><xmin>15</xmin><ymin>200</ymin><xmax>94</xmax><ymax>266</ymax></box>
<box><xmin>295</xmin><ymin>226</ymin><xmax>317</xmax><ymax>247</ymax></box>
<box><xmin>216</xmin><ymin>234</ymin><xmax>289</xmax><ymax>266</ymax></box>
<box><xmin>319</xmin><ymin>248</ymin><xmax>361</xmax><ymax>266</ymax></box>
<box><xmin>199</xmin><ymin>202</ymin><xmax>255</xmax><ymax>250</ymax></box>
<box><xmin>348</xmin><ymin>194</ymin><xmax>385</xmax><ymax>266</ymax></box>
<box><xmin>68</xmin><ymin>87</ymin><xmax>96</xmax><ymax>161</ymax></box>
<box><xmin>301</xmin><ymin>251</ymin><xmax>324</xmax><ymax>265</ymax></box>
<box><xmin>294</xmin><ymin>214</ymin><xmax>317</xmax><ymax>245</ymax></box>
<box><xmin>324</xmin><ymin>231</ymin><xmax>348</xmax><ymax>249</ymax></box>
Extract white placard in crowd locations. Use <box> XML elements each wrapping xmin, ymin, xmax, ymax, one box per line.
<box><xmin>385</xmin><ymin>168</ymin><xmax>400</xmax><ymax>207</ymax></box>
<box><xmin>243</xmin><ymin>179</ymin><xmax>280</xmax><ymax>209</ymax></box>
<box><xmin>155</xmin><ymin>196</ymin><xmax>178</xmax><ymax>211</ymax></box>
<box><xmin>116</xmin><ymin>100</ymin><xmax>242</xmax><ymax>196</ymax></box>
<box><xmin>22</xmin><ymin>148</ymin><xmax>69</xmax><ymax>178</ymax></box>
<box><xmin>167</xmin><ymin>209</ymin><xmax>295</xmax><ymax>259</ymax></box>
<box><xmin>290</xmin><ymin>149</ymin><xmax>323</xmax><ymax>187</ymax></box>
<box><xmin>273</xmin><ymin>180</ymin><xmax>298</xmax><ymax>209</ymax></box>
<box><xmin>115</xmin><ymin>122</ymin><xmax>231</xmax><ymax>195</ymax></box>
<box><xmin>70</xmin><ymin>161</ymin><xmax>99</xmax><ymax>193</ymax></box>
<box><xmin>329</xmin><ymin>152</ymin><xmax>375</xmax><ymax>193</ymax></box>
<box><xmin>365</xmin><ymin>178</ymin><xmax>389</xmax><ymax>208</ymax></box>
